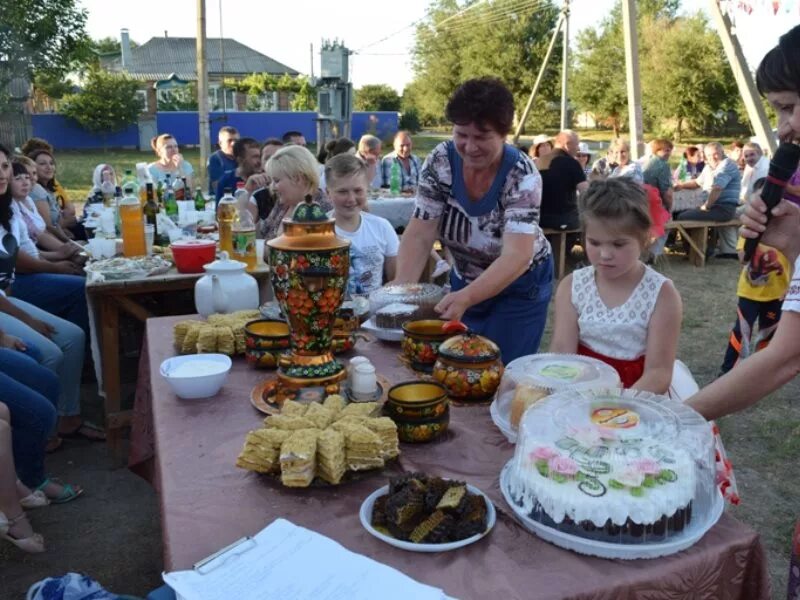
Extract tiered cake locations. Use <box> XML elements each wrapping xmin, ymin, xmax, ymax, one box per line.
<box><xmin>504</xmin><ymin>389</ymin><xmax>717</xmax><ymax>547</ymax></box>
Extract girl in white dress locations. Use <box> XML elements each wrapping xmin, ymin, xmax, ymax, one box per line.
<box><xmin>550</xmin><ymin>178</ymin><xmax>682</xmax><ymax>393</ymax></box>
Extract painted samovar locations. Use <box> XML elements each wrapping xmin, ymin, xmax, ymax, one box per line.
<box><xmin>267</xmin><ymin>195</ymin><xmax>350</xmax><ymax>400</ymax></box>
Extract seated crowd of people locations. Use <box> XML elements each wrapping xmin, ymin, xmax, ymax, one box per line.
<box><xmin>520</xmin><ymin>130</ymin><xmax>777</xmax><ymax>261</ymax></box>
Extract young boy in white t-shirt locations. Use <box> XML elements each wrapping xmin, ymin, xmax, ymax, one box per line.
<box><xmin>326</xmin><ymin>153</ymin><xmax>399</xmax><ymax>296</ymax></box>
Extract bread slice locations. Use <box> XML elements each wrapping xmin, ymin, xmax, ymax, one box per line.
<box><xmin>510</xmin><ymin>384</ymin><xmax>550</xmax><ymax>427</ymax></box>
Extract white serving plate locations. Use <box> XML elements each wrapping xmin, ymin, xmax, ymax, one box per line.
<box><xmin>361</xmin><ymin>317</ymin><xmax>403</xmax><ymax>342</ymax></box>
<box><xmin>359</xmin><ymin>483</ymin><xmax>496</xmax><ymax>552</ymax></box>
<box><xmin>499</xmin><ymin>461</ymin><xmax>724</xmax><ymax>560</ymax></box>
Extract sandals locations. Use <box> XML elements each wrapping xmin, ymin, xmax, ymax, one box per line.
<box><xmin>0</xmin><ymin>511</ymin><xmax>45</xmax><ymax>553</ymax></box>
<box><xmin>59</xmin><ymin>421</ymin><xmax>106</xmax><ymax>442</ymax></box>
<box><xmin>35</xmin><ymin>478</ymin><xmax>83</xmax><ymax>505</ymax></box>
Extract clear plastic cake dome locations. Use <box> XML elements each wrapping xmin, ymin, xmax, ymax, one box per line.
<box><xmin>500</xmin><ymin>388</ymin><xmax>721</xmax><ymax>559</ymax></box>
<box><xmin>490</xmin><ymin>353</ymin><xmax>621</xmax><ymax>442</ymax></box>
<box><xmin>368</xmin><ymin>283</ymin><xmax>444</xmax><ymax>316</ymax></box>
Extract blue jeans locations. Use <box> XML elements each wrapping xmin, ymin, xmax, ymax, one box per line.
<box><xmin>0</xmin><ymin>298</ymin><xmax>85</xmax><ymax>416</ymax></box>
<box><xmin>451</xmin><ymin>255</ymin><xmax>554</xmax><ymax>364</ymax></box>
<box><xmin>0</xmin><ymin>348</ymin><xmax>59</xmax><ymax>488</ymax></box>
<box><xmin>12</xmin><ymin>273</ymin><xmax>90</xmax><ymax>336</ymax></box>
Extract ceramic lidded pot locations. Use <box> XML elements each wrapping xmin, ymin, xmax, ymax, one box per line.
<box><xmin>433</xmin><ymin>321</ymin><xmax>504</xmax><ymax>402</ymax></box>
<box><xmin>244</xmin><ymin>319</ymin><xmax>290</xmax><ymax>369</ymax></box>
<box><xmin>194</xmin><ymin>252</ymin><xmax>259</xmax><ymax>318</ymax></box>
<box><xmin>267</xmin><ymin>195</ymin><xmax>350</xmax><ymax>396</ymax></box>
<box><xmin>385</xmin><ymin>381</ymin><xmax>449</xmax><ymax>443</ymax></box>
<box><xmin>401</xmin><ymin>319</ymin><xmax>455</xmax><ymax>373</ymax></box>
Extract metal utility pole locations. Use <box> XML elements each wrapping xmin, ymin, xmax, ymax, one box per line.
<box><xmin>512</xmin><ymin>13</ymin><xmax>564</xmax><ymax>144</ymax></box>
<box><xmin>622</xmin><ymin>0</ymin><xmax>644</xmax><ymax>159</ymax></box>
<box><xmin>196</xmin><ymin>0</ymin><xmax>210</xmax><ymax>188</ymax></box>
<box><xmin>707</xmin><ymin>0</ymin><xmax>776</xmax><ymax>154</ymax></box>
<box><xmin>560</xmin><ymin>0</ymin><xmax>570</xmax><ymax>130</ymax></box>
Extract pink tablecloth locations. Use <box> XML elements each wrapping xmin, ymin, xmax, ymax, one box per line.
<box><xmin>140</xmin><ymin>315</ymin><xmax>770</xmax><ymax>600</ymax></box>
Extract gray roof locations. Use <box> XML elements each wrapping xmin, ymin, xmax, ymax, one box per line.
<box><xmin>103</xmin><ymin>37</ymin><xmax>299</xmax><ymax>81</ymax></box>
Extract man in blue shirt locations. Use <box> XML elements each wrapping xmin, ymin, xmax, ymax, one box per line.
<box><xmin>207</xmin><ymin>126</ymin><xmax>239</xmax><ymax>194</ymax></box>
<box><xmin>215</xmin><ymin>137</ymin><xmax>262</xmax><ymax>200</ymax></box>
<box><xmin>676</xmin><ymin>142</ymin><xmax>741</xmax><ymax>257</ymax></box>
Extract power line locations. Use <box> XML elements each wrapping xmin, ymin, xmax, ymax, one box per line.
<box><xmin>352</xmin><ymin>0</ymin><xmax>490</xmax><ymax>53</ymax></box>
<box><xmin>438</xmin><ymin>0</ymin><xmax>553</xmax><ymax>35</ymax></box>
<box><xmin>437</xmin><ymin>0</ymin><xmax>545</xmax><ymax>32</ymax></box>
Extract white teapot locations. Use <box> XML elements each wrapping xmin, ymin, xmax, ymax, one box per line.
<box><xmin>195</xmin><ymin>252</ymin><xmax>259</xmax><ymax>317</ymax></box>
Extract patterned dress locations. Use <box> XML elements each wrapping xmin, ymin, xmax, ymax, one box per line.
<box><xmin>412</xmin><ymin>141</ymin><xmax>553</xmax><ymax>363</ymax></box>
<box><xmin>571</xmin><ymin>264</ymin><xmax>667</xmax><ymax>387</ymax></box>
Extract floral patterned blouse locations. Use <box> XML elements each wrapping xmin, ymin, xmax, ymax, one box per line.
<box><xmin>412</xmin><ymin>141</ymin><xmax>550</xmax><ymax>282</ymax></box>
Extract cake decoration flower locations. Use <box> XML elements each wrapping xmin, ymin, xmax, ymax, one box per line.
<box><xmin>548</xmin><ymin>456</ymin><xmax>579</xmax><ymax>482</ymax></box>
<box><xmin>632</xmin><ymin>458</ymin><xmax>661</xmax><ymax>475</ymax></box>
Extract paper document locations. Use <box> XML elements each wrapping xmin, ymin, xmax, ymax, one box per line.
<box><xmin>163</xmin><ymin>518</ymin><xmax>449</xmax><ymax>600</ymax></box>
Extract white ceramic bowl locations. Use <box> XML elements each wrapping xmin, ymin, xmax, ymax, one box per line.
<box><xmin>160</xmin><ymin>354</ymin><xmax>232</xmax><ymax>399</ymax></box>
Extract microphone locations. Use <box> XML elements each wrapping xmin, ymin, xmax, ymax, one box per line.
<box><xmin>743</xmin><ymin>142</ymin><xmax>800</xmax><ymax>263</ymax></box>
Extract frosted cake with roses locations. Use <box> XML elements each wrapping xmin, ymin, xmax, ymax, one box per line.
<box><xmin>504</xmin><ymin>389</ymin><xmax>716</xmax><ymax>544</ymax></box>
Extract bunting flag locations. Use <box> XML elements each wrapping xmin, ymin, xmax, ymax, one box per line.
<box><xmin>720</xmin><ymin>0</ymin><xmax>799</xmax><ymax>15</ymax></box>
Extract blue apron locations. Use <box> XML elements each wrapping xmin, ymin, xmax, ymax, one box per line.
<box><xmin>446</xmin><ymin>142</ymin><xmax>554</xmax><ymax>364</ymax></box>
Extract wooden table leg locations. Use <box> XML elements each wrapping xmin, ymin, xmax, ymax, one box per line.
<box><xmin>549</xmin><ymin>233</ymin><xmax>567</xmax><ymax>280</ymax></box>
<box><xmin>688</xmin><ymin>226</ymin><xmax>708</xmax><ymax>267</ymax></box>
<box><xmin>100</xmin><ymin>296</ymin><xmax>123</xmax><ymax>456</ymax></box>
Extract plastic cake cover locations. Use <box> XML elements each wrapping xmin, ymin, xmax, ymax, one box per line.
<box><xmin>367</xmin><ymin>283</ymin><xmax>444</xmax><ymax>315</ymax></box>
<box><xmin>493</xmin><ymin>353</ymin><xmax>622</xmax><ymax>437</ymax></box>
<box><xmin>507</xmin><ymin>388</ymin><xmax>717</xmax><ymax>528</ymax></box>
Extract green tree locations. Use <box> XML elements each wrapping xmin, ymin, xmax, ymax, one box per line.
<box><xmin>354</xmin><ymin>84</ymin><xmax>401</xmax><ymax>111</ymax></box>
<box><xmin>92</xmin><ymin>36</ymin><xmax>138</xmax><ymax>55</ymax></box>
<box><xmin>640</xmin><ymin>14</ymin><xmax>739</xmax><ymax>140</ymax></box>
<box><xmin>0</xmin><ymin>0</ymin><xmax>91</xmax><ymax>108</ymax></box>
<box><xmin>291</xmin><ymin>77</ymin><xmax>317</xmax><ymax>111</ymax></box>
<box><xmin>60</xmin><ymin>69</ymin><xmax>141</xmax><ymax>136</ymax></box>
<box><xmin>408</xmin><ymin>0</ymin><xmax>563</xmax><ymax>129</ymax></box>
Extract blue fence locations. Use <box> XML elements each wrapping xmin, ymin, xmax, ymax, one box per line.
<box><xmin>29</xmin><ymin>115</ymin><xmax>139</xmax><ymax>149</ymax></box>
<box><xmin>31</xmin><ymin>111</ymin><xmax>400</xmax><ymax>150</ymax></box>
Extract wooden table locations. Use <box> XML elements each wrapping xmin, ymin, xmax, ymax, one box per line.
<box><xmin>86</xmin><ymin>266</ymin><xmax>271</xmax><ymax>454</ymax></box>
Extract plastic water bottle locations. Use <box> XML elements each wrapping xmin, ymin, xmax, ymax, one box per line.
<box><xmin>120</xmin><ymin>169</ymin><xmax>139</xmax><ymax>197</ymax></box>
<box><xmin>232</xmin><ymin>190</ymin><xmax>256</xmax><ymax>271</ymax></box>
<box><xmin>390</xmin><ymin>161</ymin><xmax>401</xmax><ymax>195</ymax></box>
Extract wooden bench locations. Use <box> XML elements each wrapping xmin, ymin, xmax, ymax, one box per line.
<box><xmin>543</xmin><ymin>228</ymin><xmax>581</xmax><ymax>280</ymax></box>
<box><xmin>664</xmin><ymin>218</ymin><xmax>741</xmax><ymax>267</ymax></box>
<box><xmin>543</xmin><ymin>218</ymin><xmax>741</xmax><ymax>278</ymax></box>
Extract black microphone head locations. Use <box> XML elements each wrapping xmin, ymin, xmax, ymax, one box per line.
<box><xmin>768</xmin><ymin>142</ymin><xmax>800</xmax><ymax>181</ymax></box>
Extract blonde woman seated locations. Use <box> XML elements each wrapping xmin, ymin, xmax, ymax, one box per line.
<box><xmin>259</xmin><ymin>145</ymin><xmax>333</xmax><ymax>242</ymax></box>
<box><xmin>147</xmin><ymin>133</ymin><xmax>194</xmax><ymax>188</ymax></box>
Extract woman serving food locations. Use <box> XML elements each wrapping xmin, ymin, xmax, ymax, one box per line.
<box><xmin>392</xmin><ymin>78</ymin><xmax>553</xmax><ymax>363</ymax></box>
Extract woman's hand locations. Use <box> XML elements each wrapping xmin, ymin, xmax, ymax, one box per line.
<box><xmin>53</xmin><ymin>260</ymin><xmax>83</xmax><ymax>275</ymax></box>
<box><xmin>171</xmin><ymin>153</ymin><xmax>184</xmax><ymax>170</ymax></box>
<box><xmin>25</xmin><ymin>317</ymin><xmax>56</xmax><ymax>338</ymax></box>
<box><xmin>435</xmin><ymin>289</ymin><xmax>473</xmax><ymax>322</ymax></box>
<box><xmin>740</xmin><ymin>196</ymin><xmax>800</xmax><ymax>263</ymax></box>
<box><xmin>0</xmin><ymin>332</ymin><xmax>26</xmax><ymax>351</ymax></box>
<box><xmin>55</xmin><ymin>243</ymin><xmax>80</xmax><ymax>260</ymax></box>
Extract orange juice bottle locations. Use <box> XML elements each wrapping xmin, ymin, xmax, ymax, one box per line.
<box><xmin>120</xmin><ymin>186</ymin><xmax>147</xmax><ymax>257</ymax></box>
<box><xmin>216</xmin><ymin>187</ymin><xmax>237</xmax><ymax>257</ymax></box>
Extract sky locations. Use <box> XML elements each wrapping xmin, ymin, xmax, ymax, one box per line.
<box><xmin>78</xmin><ymin>0</ymin><xmax>799</xmax><ymax>92</ymax></box>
